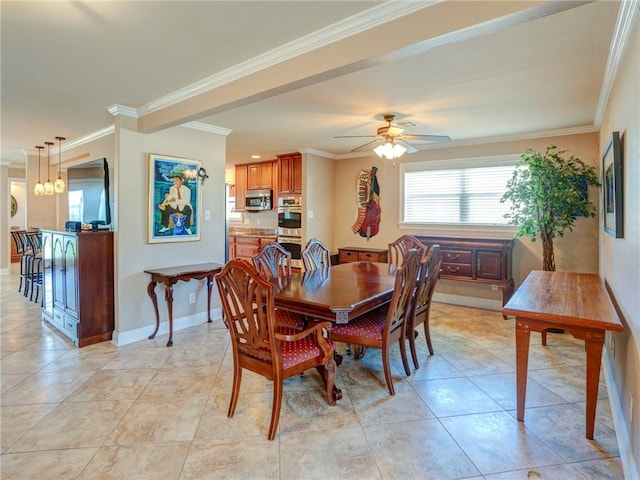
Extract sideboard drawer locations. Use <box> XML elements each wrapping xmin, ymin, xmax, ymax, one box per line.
<box><xmin>441</xmin><ymin>250</ymin><xmax>472</xmax><ymax>264</ymax></box>
<box><xmin>339</xmin><ymin>250</ymin><xmax>359</xmax><ymax>263</ymax></box>
<box><xmin>441</xmin><ymin>263</ymin><xmax>472</xmax><ymax>278</ymax></box>
<box><xmin>358</xmin><ymin>251</ymin><xmax>385</xmax><ymax>262</ymax></box>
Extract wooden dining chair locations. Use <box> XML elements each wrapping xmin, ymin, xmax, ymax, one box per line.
<box><xmin>253</xmin><ymin>242</ymin><xmax>292</xmax><ymax>279</ymax></box>
<box><xmin>388</xmin><ymin>234</ymin><xmax>428</xmax><ymax>266</ymax></box>
<box><xmin>253</xmin><ymin>242</ymin><xmax>306</xmax><ymax>330</ymax></box>
<box><xmin>215</xmin><ymin>259</ymin><xmax>339</xmax><ymax>440</ymax></box>
<box><xmin>406</xmin><ymin>244</ymin><xmax>441</xmax><ymax>368</ymax></box>
<box><xmin>329</xmin><ymin>249</ymin><xmax>421</xmax><ymax>396</ymax></box>
<box><xmin>301</xmin><ymin>238</ymin><xmax>331</xmax><ymax>271</ymax></box>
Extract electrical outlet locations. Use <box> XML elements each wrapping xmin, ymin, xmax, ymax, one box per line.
<box><xmin>188</xmin><ymin>292</ymin><xmax>196</xmax><ymax>304</ymax></box>
<box><xmin>629</xmin><ymin>393</ymin><xmax>634</xmax><ymax>423</ymax></box>
<box><xmin>491</xmin><ymin>284</ymin><xmax>498</xmax><ymax>291</ymax></box>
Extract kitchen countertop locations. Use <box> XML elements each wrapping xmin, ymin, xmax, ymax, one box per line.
<box><xmin>229</xmin><ymin>228</ymin><xmax>278</xmax><ymax>237</ymax></box>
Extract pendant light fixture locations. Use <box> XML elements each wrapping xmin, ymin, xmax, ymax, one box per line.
<box><xmin>43</xmin><ymin>141</ymin><xmax>54</xmax><ymax>195</ymax></box>
<box><xmin>54</xmin><ymin>136</ymin><xmax>66</xmax><ymax>193</ymax></box>
<box><xmin>34</xmin><ymin>146</ymin><xmax>45</xmax><ymax>196</ymax></box>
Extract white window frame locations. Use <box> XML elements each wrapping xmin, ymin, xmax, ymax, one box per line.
<box><xmin>399</xmin><ymin>154</ymin><xmax>521</xmax><ymax>237</ymax></box>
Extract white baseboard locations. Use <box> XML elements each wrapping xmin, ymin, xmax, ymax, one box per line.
<box><xmin>112</xmin><ymin>307</ymin><xmax>223</xmax><ymax>346</ymax></box>
<box><xmin>432</xmin><ymin>292</ymin><xmax>502</xmax><ymax>312</ymax></box>
<box><xmin>603</xmin><ymin>353</ymin><xmax>639</xmax><ymax>480</ymax></box>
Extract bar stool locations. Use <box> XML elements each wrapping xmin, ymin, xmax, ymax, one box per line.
<box><xmin>24</xmin><ymin>231</ymin><xmax>43</xmax><ymax>303</ymax></box>
<box><xmin>10</xmin><ymin>230</ymin><xmax>28</xmax><ymax>293</ymax></box>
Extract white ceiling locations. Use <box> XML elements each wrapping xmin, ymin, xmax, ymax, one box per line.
<box><xmin>0</xmin><ymin>1</ymin><xmax>624</xmax><ymax>167</ymax></box>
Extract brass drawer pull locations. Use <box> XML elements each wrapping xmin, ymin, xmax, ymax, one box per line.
<box><xmin>446</xmin><ymin>266</ymin><xmax>460</xmax><ymax>273</ymax></box>
<box><xmin>447</xmin><ymin>254</ymin><xmax>460</xmax><ymax>260</ymax></box>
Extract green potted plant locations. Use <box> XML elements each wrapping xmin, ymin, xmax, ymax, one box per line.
<box><xmin>501</xmin><ymin>145</ymin><xmax>600</xmax><ymax>271</ymax></box>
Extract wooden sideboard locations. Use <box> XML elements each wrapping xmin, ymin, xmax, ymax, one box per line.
<box><xmin>415</xmin><ymin>235</ymin><xmax>514</xmax><ymax>314</ymax></box>
<box><xmin>338</xmin><ymin>247</ymin><xmax>388</xmax><ymax>264</ymax></box>
<box><xmin>41</xmin><ymin>230</ymin><xmax>114</xmax><ymax>347</ymax></box>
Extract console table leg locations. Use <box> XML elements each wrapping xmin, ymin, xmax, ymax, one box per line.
<box><xmin>515</xmin><ymin>320</ymin><xmax>531</xmax><ymax>422</ymax></box>
<box><xmin>164</xmin><ymin>284</ymin><xmax>174</xmax><ymax>347</ymax></box>
<box><xmin>147</xmin><ymin>280</ymin><xmax>160</xmax><ymax>339</ymax></box>
<box><xmin>206</xmin><ymin>275</ymin><xmax>213</xmax><ymax>322</ymax></box>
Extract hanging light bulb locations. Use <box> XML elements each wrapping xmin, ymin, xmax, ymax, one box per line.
<box><xmin>54</xmin><ymin>136</ymin><xmax>66</xmax><ymax>193</ymax></box>
<box><xmin>43</xmin><ymin>141</ymin><xmax>54</xmax><ymax>195</ymax></box>
<box><xmin>34</xmin><ymin>146</ymin><xmax>45</xmax><ymax>196</ymax></box>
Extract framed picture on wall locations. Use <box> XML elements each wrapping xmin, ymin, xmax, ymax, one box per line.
<box><xmin>147</xmin><ymin>153</ymin><xmax>201</xmax><ymax>243</ymax></box>
<box><xmin>602</xmin><ymin>131</ymin><xmax>623</xmax><ymax>238</ymax></box>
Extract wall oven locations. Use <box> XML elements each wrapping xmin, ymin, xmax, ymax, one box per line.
<box><xmin>277</xmin><ymin>235</ymin><xmax>302</xmax><ymax>269</ymax></box>
<box><xmin>277</xmin><ymin>196</ymin><xmax>302</xmax><ymax>267</ymax></box>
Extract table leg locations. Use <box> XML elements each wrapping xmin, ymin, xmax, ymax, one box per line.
<box><xmin>206</xmin><ymin>275</ymin><xmax>213</xmax><ymax>322</ymax></box>
<box><xmin>585</xmin><ymin>338</ymin><xmax>604</xmax><ymax>440</ymax></box>
<box><xmin>500</xmin><ymin>280</ymin><xmax>515</xmax><ymax>320</ymax></box>
<box><xmin>515</xmin><ymin>319</ymin><xmax>531</xmax><ymax>422</ymax></box>
<box><xmin>147</xmin><ymin>280</ymin><xmax>160</xmax><ymax>340</ymax></box>
<box><xmin>164</xmin><ymin>284</ymin><xmax>174</xmax><ymax>347</ymax></box>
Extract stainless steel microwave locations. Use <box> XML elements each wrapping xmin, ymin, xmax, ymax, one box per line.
<box><xmin>245</xmin><ymin>189</ymin><xmax>272</xmax><ymax>211</ymax></box>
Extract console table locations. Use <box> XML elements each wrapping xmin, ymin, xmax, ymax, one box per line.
<box><xmin>416</xmin><ymin>235</ymin><xmax>514</xmax><ymax>317</ymax></box>
<box><xmin>503</xmin><ymin>271</ymin><xmax>623</xmax><ymax>439</ymax></box>
<box><xmin>145</xmin><ymin>262</ymin><xmax>224</xmax><ymax>347</ymax></box>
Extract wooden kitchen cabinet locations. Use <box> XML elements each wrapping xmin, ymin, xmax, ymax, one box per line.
<box><xmin>230</xmin><ymin>235</ymin><xmax>277</xmax><ymax>261</ymax></box>
<box><xmin>247</xmin><ymin>161</ymin><xmax>274</xmax><ymax>190</ymax></box>
<box><xmin>234</xmin><ymin>165</ymin><xmax>247</xmax><ymax>212</ymax></box>
<box><xmin>338</xmin><ymin>247</ymin><xmax>388</xmax><ymax>264</ymax></box>
<box><xmin>277</xmin><ymin>153</ymin><xmax>302</xmax><ymax>195</ymax></box>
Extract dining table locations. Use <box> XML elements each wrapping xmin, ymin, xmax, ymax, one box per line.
<box><xmin>271</xmin><ymin>261</ymin><xmax>398</xmax><ymax>324</ymax></box>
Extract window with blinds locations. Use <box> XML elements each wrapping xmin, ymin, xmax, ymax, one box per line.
<box><xmin>400</xmin><ymin>155</ymin><xmax>520</xmax><ymax>226</ymax></box>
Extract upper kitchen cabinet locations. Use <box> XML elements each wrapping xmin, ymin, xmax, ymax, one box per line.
<box><xmin>234</xmin><ymin>165</ymin><xmax>247</xmax><ymax>212</ymax></box>
<box><xmin>247</xmin><ymin>161</ymin><xmax>274</xmax><ymax>190</ymax></box>
<box><xmin>277</xmin><ymin>153</ymin><xmax>302</xmax><ymax>195</ymax></box>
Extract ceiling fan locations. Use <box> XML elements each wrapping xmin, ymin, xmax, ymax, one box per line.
<box><xmin>334</xmin><ymin>114</ymin><xmax>450</xmax><ymax>157</ymax></box>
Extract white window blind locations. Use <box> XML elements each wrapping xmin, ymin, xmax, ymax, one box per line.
<box><xmin>401</xmin><ymin>156</ymin><xmax>519</xmax><ymax>226</ymax></box>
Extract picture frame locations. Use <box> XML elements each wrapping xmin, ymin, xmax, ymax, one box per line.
<box><xmin>601</xmin><ymin>131</ymin><xmax>623</xmax><ymax>238</ymax></box>
<box><xmin>148</xmin><ymin>153</ymin><xmax>201</xmax><ymax>243</ymax></box>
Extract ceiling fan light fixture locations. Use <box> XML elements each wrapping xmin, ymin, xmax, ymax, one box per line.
<box><xmin>374</xmin><ymin>140</ymin><xmax>406</xmax><ymax>160</ymax></box>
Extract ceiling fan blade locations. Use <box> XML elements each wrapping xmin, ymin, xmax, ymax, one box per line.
<box><xmin>397</xmin><ymin>139</ymin><xmax>418</xmax><ymax>154</ymax></box>
<box><xmin>333</xmin><ymin>135</ymin><xmax>377</xmax><ymax>139</ymax></box>
<box><xmin>401</xmin><ymin>134</ymin><xmax>451</xmax><ymax>142</ymax></box>
<box><xmin>351</xmin><ymin>138</ymin><xmax>382</xmax><ymax>152</ymax></box>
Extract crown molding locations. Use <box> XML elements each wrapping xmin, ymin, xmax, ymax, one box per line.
<box><xmin>594</xmin><ymin>0</ymin><xmax>639</xmax><ymax>127</ymax></box>
<box><xmin>181</xmin><ymin>121</ymin><xmax>232</xmax><ymax>136</ymax></box>
<box><xmin>62</xmin><ymin>125</ymin><xmax>116</xmax><ymax>152</ymax></box>
<box><xmin>137</xmin><ymin>1</ymin><xmax>437</xmax><ymax>116</ymax></box>
<box><xmin>107</xmin><ymin>104</ymin><xmax>138</xmax><ymax>118</ymax></box>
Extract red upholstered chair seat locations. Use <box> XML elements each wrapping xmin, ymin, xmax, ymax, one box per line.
<box><xmin>329</xmin><ymin>307</ymin><xmax>388</xmax><ymax>341</ymax></box>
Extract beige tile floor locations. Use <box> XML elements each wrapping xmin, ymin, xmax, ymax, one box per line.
<box><xmin>1</xmin><ymin>264</ymin><xmax>624</xmax><ymax>479</ymax></box>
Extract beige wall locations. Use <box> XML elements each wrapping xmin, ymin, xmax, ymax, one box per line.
<box><xmin>333</xmin><ymin>132</ymin><xmax>600</xmax><ymax>302</ymax></box>
<box><xmin>114</xmin><ymin>122</ymin><xmax>227</xmax><ymax>337</ymax></box>
<box><xmin>303</xmin><ymin>152</ymin><xmax>336</xmax><ymax>251</ymax></box>
<box><xmin>599</xmin><ymin>14</ymin><xmax>639</xmax><ymax>477</ymax></box>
